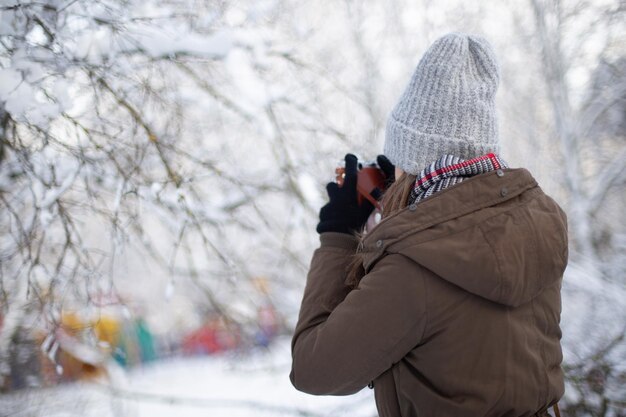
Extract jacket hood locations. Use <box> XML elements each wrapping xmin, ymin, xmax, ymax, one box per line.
<box><xmin>360</xmin><ymin>168</ymin><xmax>568</xmax><ymax>307</ymax></box>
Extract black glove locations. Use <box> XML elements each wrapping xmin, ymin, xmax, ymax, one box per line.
<box><xmin>316</xmin><ymin>154</ymin><xmax>375</xmax><ymax>235</ymax></box>
<box><xmin>376</xmin><ymin>154</ymin><xmax>395</xmax><ymax>188</ymax></box>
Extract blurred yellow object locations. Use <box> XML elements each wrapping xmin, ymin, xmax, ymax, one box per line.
<box><xmin>94</xmin><ymin>315</ymin><xmax>121</xmax><ymax>351</ymax></box>
<box><xmin>49</xmin><ymin>312</ymin><xmax>121</xmax><ymax>382</ymax></box>
<box><xmin>61</xmin><ymin>311</ymin><xmax>87</xmax><ymax>332</ymax></box>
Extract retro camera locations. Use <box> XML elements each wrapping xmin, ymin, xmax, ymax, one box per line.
<box><xmin>335</xmin><ymin>160</ymin><xmax>389</xmax><ymax>209</ymax></box>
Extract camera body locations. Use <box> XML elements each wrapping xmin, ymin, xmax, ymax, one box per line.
<box><xmin>335</xmin><ymin>161</ymin><xmax>388</xmax><ymax>209</ymax></box>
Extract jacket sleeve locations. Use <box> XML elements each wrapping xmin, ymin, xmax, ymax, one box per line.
<box><xmin>290</xmin><ymin>232</ymin><xmax>427</xmax><ymax>395</ymax></box>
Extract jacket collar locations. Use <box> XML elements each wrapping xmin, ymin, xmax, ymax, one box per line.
<box><xmin>360</xmin><ymin>168</ymin><xmax>538</xmax><ymax>272</ymax></box>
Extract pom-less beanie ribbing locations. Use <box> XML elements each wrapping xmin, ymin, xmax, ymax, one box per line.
<box><xmin>384</xmin><ymin>32</ymin><xmax>501</xmax><ymax>175</ymax></box>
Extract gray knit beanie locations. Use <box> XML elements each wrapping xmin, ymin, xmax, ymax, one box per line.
<box><xmin>384</xmin><ymin>32</ymin><xmax>500</xmax><ymax>175</ymax></box>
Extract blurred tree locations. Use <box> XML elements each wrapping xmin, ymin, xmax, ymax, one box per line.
<box><xmin>530</xmin><ymin>0</ymin><xmax>625</xmax><ymax>265</ymax></box>
<box><xmin>0</xmin><ymin>0</ymin><xmax>295</xmax><ymax>388</ymax></box>
<box><xmin>526</xmin><ymin>1</ymin><xmax>626</xmax><ymax>414</ymax></box>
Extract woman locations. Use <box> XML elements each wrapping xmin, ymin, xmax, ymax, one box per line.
<box><xmin>290</xmin><ymin>33</ymin><xmax>568</xmax><ymax>417</ymax></box>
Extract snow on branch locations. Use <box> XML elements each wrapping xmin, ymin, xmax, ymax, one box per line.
<box><xmin>588</xmin><ymin>147</ymin><xmax>626</xmax><ymax>217</ymax></box>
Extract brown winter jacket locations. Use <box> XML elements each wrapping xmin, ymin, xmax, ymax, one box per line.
<box><xmin>290</xmin><ymin>168</ymin><xmax>568</xmax><ymax>417</ymax></box>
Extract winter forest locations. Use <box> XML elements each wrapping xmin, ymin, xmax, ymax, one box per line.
<box><xmin>0</xmin><ymin>0</ymin><xmax>624</xmax><ymax>416</ymax></box>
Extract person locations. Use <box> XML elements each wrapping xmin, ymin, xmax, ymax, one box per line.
<box><xmin>290</xmin><ymin>32</ymin><xmax>568</xmax><ymax>417</ymax></box>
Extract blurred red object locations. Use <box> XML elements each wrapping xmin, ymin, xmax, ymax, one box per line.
<box><xmin>182</xmin><ymin>317</ymin><xmax>239</xmax><ymax>355</ymax></box>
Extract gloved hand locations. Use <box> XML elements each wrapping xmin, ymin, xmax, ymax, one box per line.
<box><xmin>316</xmin><ymin>154</ymin><xmax>375</xmax><ymax>235</ymax></box>
<box><xmin>376</xmin><ymin>154</ymin><xmax>396</xmax><ymax>188</ymax></box>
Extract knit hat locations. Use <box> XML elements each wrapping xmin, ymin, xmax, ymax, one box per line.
<box><xmin>384</xmin><ymin>32</ymin><xmax>500</xmax><ymax>175</ymax></box>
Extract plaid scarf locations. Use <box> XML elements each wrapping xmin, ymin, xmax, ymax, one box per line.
<box><xmin>408</xmin><ymin>153</ymin><xmax>509</xmax><ymax>205</ymax></box>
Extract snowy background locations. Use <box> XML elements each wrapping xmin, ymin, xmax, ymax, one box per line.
<box><xmin>0</xmin><ymin>0</ymin><xmax>624</xmax><ymax>416</ymax></box>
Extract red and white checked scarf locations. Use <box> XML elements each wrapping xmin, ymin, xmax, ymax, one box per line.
<box><xmin>409</xmin><ymin>153</ymin><xmax>509</xmax><ymax>205</ymax></box>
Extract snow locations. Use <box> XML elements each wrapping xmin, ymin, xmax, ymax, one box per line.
<box><xmin>31</xmin><ymin>264</ymin><xmax>52</xmax><ymax>292</ymax></box>
<box><xmin>225</xmin><ymin>49</ymin><xmax>270</xmax><ymax>109</ymax></box>
<box><xmin>74</xmin><ymin>28</ymin><xmax>114</xmax><ymax>64</ymax></box>
<box><xmin>0</xmin><ymin>338</ymin><xmax>377</xmax><ymax>417</ymax></box>
<box><xmin>3</xmin><ymin>78</ymin><xmax>34</xmax><ymax>115</ymax></box>
<box><xmin>0</xmin><ymin>8</ymin><xmax>17</xmax><ymax>37</ymax></box>
<box><xmin>560</xmin><ymin>261</ymin><xmax>626</xmax><ymax>362</ymax></box>
<box><xmin>112</xmin><ymin>340</ymin><xmax>375</xmax><ymax>417</ymax></box>
<box><xmin>0</xmin><ymin>68</ymin><xmax>21</xmax><ymax>98</ymax></box>
<box><xmin>297</xmin><ymin>172</ymin><xmax>323</xmax><ymax>207</ymax></box>
<box><xmin>247</xmin><ymin>1</ymin><xmax>279</xmax><ymax>22</ymax></box>
<box><xmin>164</xmin><ymin>281</ymin><xmax>175</xmax><ymax>301</ymax></box>
<box><xmin>0</xmin><ymin>63</ymin><xmax>62</xmax><ymax>126</ymax></box>
<box><xmin>51</xmin><ymin>79</ymin><xmax>73</xmax><ymax>112</ymax></box>
<box><xmin>131</xmin><ymin>26</ymin><xmax>234</xmax><ymax>59</ymax></box>
<box><xmin>38</xmin><ymin>163</ymin><xmax>81</xmax><ymax>209</ymax></box>
<box><xmin>11</xmin><ymin>50</ymin><xmax>46</xmax><ymax>83</ymax></box>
